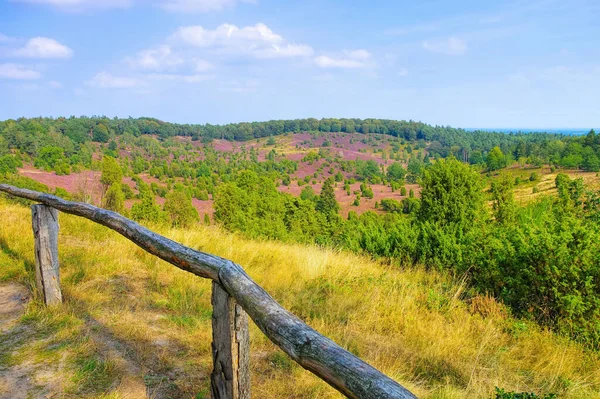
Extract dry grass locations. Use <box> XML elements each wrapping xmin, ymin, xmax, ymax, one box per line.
<box><xmin>0</xmin><ymin>198</ymin><xmax>599</xmax><ymax>398</ymax></box>
<box><xmin>484</xmin><ymin>166</ymin><xmax>600</xmax><ymax>205</ymax></box>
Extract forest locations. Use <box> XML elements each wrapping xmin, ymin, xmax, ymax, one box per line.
<box><xmin>1</xmin><ymin>116</ymin><xmax>600</xmax><ymax>352</ymax></box>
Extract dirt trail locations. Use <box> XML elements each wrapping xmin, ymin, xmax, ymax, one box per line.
<box><xmin>0</xmin><ymin>283</ymin><xmax>34</xmax><ymax>399</ymax></box>
<box><xmin>0</xmin><ymin>283</ymin><xmax>29</xmax><ymax>332</ymax></box>
<box><xmin>0</xmin><ymin>283</ymin><xmax>188</xmax><ymax>398</ymax></box>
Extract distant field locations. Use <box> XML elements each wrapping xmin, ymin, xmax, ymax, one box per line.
<box><xmin>18</xmin><ymin>132</ymin><xmax>414</xmax><ymax>218</ymax></box>
<box><xmin>17</xmin><ymin>132</ymin><xmax>599</xmax><ymax>220</ymax></box>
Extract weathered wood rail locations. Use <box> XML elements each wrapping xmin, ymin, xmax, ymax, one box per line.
<box><xmin>0</xmin><ymin>184</ymin><xmax>417</xmax><ymax>399</ymax></box>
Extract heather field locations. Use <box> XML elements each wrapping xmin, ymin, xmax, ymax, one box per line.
<box><xmin>16</xmin><ymin>132</ymin><xmax>413</xmax><ymax>217</ymax></box>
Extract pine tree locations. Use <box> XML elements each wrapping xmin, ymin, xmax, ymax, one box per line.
<box><xmin>131</xmin><ymin>189</ymin><xmax>165</xmax><ymax>224</ymax></box>
<box><xmin>316</xmin><ymin>178</ymin><xmax>340</xmax><ymax>215</ymax></box>
<box><xmin>100</xmin><ymin>156</ymin><xmax>123</xmax><ymax>187</ymax></box>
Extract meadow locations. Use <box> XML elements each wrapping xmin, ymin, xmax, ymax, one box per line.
<box><xmin>1</xmin><ymin>197</ymin><xmax>599</xmax><ymax>399</ymax></box>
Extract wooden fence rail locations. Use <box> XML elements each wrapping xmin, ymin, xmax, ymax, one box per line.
<box><xmin>0</xmin><ymin>184</ymin><xmax>417</xmax><ymax>399</ymax></box>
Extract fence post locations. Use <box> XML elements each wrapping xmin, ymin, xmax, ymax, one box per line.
<box><xmin>211</xmin><ymin>281</ymin><xmax>250</xmax><ymax>399</ymax></box>
<box><xmin>31</xmin><ymin>204</ymin><xmax>62</xmax><ymax>306</ymax></box>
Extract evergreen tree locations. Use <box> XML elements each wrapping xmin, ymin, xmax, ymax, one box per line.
<box><xmin>316</xmin><ymin>178</ymin><xmax>340</xmax><ymax>215</ymax></box>
<box><xmin>100</xmin><ymin>156</ymin><xmax>123</xmax><ymax>187</ymax></box>
<box><xmin>131</xmin><ymin>189</ymin><xmax>165</xmax><ymax>224</ymax></box>
<box><xmin>418</xmin><ymin>158</ymin><xmax>484</xmax><ymax>229</ymax></box>
<box><xmin>103</xmin><ymin>182</ymin><xmax>124</xmax><ymax>213</ymax></box>
<box><xmin>491</xmin><ymin>175</ymin><xmax>516</xmax><ymax>224</ymax></box>
<box><xmin>163</xmin><ymin>190</ymin><xmax>199</xmax><ymax>228</ymax></box>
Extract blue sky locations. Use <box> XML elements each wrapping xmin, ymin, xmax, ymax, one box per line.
<box><xmin>0</xmin><ymin>0</ymin><xmax>598</xmax><ymax>128</ymax></box>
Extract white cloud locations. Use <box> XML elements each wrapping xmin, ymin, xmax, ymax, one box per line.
<box><xmin>254</xmin><ymin>44</ymin><xmax>313</xmax><ymax>59</ymax></box>
<box><xmin>398</xmin><ymin>68</ymin><xmax>409</xmax><ymax>77</ymax></box>
<box><xmin>13</xmin><ymin>0</ymin><xmax>132</xmax><ymax>11</ymax></box>
<box><xmin>87</xmin><ymin>71</ymin><xmax>141</xmax><ymax>88</ymax></box>
<box><xmin>423</xmin><ymin>37</ymin><xmax>467</xmax><ymax>56</ymax></box>
<box><xmin>12</xmin><ymin>37</ymin><xmax>73</xmax><ymax>59</ymax></box>
<box><xmin>147</xmin><ymin>73</ymin><xmax>214</xmax><ymax>83</ymax></box>
<box><xmin>314</xmin><ymin>49</ymin><xmax>374</xmax><ymax>69</ymax></box>
<box><xmin>126</xmin><ymin>45</ymin><xmax>183</xmax><ymax>70</ymax></box>
<box><xmin>175</xmin><ymin>23</ymin><xmax>281</xmax><ymax>47</ymax></box>
<box><xmin>48</xmin><ymin>80</ymin><xmax>63</xmax><ymax>88</ymax></box>
<box><xmin>173</xmin><ymin>23</ymin><xmax>313</xmax><ymax>58</ymax></box>
<box><xmin>0</xmin><ymin>63</ymin><xmax>41</xmax><ymax>80</ymax></box>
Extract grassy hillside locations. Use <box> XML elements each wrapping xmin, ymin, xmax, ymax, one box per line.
<box><xmin>1</xmin><ymin>197</ymin><xmax>599</xmax><ymax>399</ymax></box>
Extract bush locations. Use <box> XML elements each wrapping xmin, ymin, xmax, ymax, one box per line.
<box><xmin>121</xmin><ymin>183</ymin><xmax>134</xmax><ymax>199</ymax></box>
<box><xmin>0</xmin><ymin>155</ymin><xmax>19</xmax><ymax>175</ymax></box>
<box><xmin>494</xmin><ymin>387</ymin><xmax>556</xmax><ymax>399</ymax></box>
<box><xmin>54</xmin><ymin>187</ymin><xmax>71</xmax><ymax>200</ymax></box>
<box><xmin>529</xmin><ymin>172</ymin><xmax>539</xmax><ymax>182</ymax></box>
<box><xmin>163</xmin><ymin>190</ymin><xmax>199</xmax><ymax>228</ymax></box>
<box><xmin>380</xmin><ymin>198</ymin><xmax>402</xmax><ymax>213</ymax></box>
<box><xmin>103</xmin><ymin>183</ymin><xmax>124</xmax><ymax>213</ymax></box>
<box><xmin>131</xmin><ymin>192</ymin><xmax>166</xmax><ymax>224</ymax></box>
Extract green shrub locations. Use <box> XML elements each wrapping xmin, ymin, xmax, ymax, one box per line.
<box><xmin>493</xmin><ymin>387</ymin><xmax>556</xmax><ymax>399</ymax></box>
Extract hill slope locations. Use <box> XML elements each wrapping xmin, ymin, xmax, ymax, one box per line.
<box><xmin>0</xmin><ymin>198</ymin><xmax>599</xmax><ymax>399</ymax></box>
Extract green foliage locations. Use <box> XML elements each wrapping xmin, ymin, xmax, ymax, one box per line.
<box><xmin>131</xmin><ymin>189</ymin><xmax>166</xmax><ymax>224</ymax></box>
<box><xmin>300</xmin><ymin>186</ymin><xmax>317</xmax><ymax>202</ymax></box>
<box><xmin>316</xmin><ymin>178</ymin><xmax>340</xmax><ymax>216</ymax></box>
<box><xmin>355</xmin><ymin>160</ymin><xmax>381</xmax><ymax>181</ymax></box>
<box><xmin>491</xmin><ymin>175</ymin><xmax>516</xmax><ymax>224</ymax></box>
<box><xmin>92</xmin><ymin>123</ymin><xmax>110</xmax><ymax>143</ymax></box>
<box><xmin>529</xmin><ymin>172</ymin><xmax>539</xmax><ymax>182</ymax></box>
<box><xmin>54</xmin><ymin>187</ymin><xmax>71</xmax><ymax>200</ymax></box>
<box><xmin>494</xmin><ymin>387</ymin><xmax>556</xmax><ymax>399</ymax></box>
<box><xmin>360</xmin><ymin>183</ymin><xmax>374</xmax><ymax>199</ymax></box>
<box><xmin>486</xmin><ymin>146</ymin><xmax>506</xmax><ymax>171</ymax></box>
<box><xmin>418</xmin><ymin>158</ymin><xmax>484</xmax><ymax>229</ymax></box>
<box><xmin>121</xmin><ymin>183</ymin><xmax>134</xmax><ymax>199</ymax></box>
<box><xmin>386</xmin><ymin>162</ymin><xmax>407</xmax><ymax>181</ymax></box>
<box><xmin>0</xmin><ymin>155</ymin><xmax>19</xmax><ymax>175</ymax></box>
<box><xmin>402</xmin><ymin>197</ymin><xmax>420</xmax><ymax>215</ymax></box>
<box><xmin>35</xmin><ymin>146</ymin><xmax>66</xmax><ymax>171</ymax></box>
<box><xmin>103</xmin><ymin>182</ymin><xmax>124</xmax><ymax>213</ymax></box>
<box><xmin>380</xmin><ymin>198</ymin><xmax>402</xmax><ymax>213</ymax></box>
<box><xmin>54</xmin><ymin>162</ymin><xmax>71</xmax><ymax>175</ymax></box>
<box><xmin>163</xmin><ymin>190</ymin><xmax>199</xmax><ymax>228</ymax></box>
<box><xmin>214</xmin><ymin>170</ymin><xmax>330</xmax><ymax>243</ymax></box>
<box><xmin>100</xmin><ymin>156</ymin><xmax>123</xmax><ymax>187</ymax></box>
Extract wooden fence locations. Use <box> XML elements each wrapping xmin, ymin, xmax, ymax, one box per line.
<box><xmin>0</xmin><ymin>184</ymin><xmax>417</xmax><ymax>399</ymax></box>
